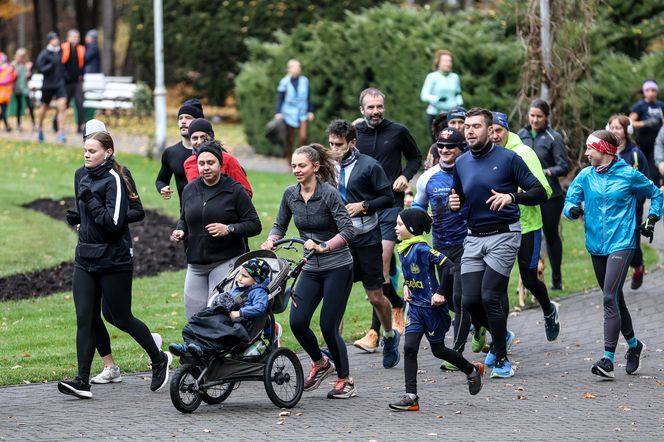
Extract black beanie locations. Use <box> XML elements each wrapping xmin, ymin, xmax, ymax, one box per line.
<box><xmin>178</xmin><ymin>98</ymin><xmax>204</xmax><ymax>119</ymax></box>
<box><xmin>242</xmin><ymin>258</ymin><xmax>271</xmax><ymax>284</ymax></box>
<box><xmin>399</xmin><ymin>208</ymin><xmax>432</xmax><ymax>236</ymax></box>
<box><xmin>188</xmin><ymin>118</ymin><xmax>214</xmax><ymax>138</ymax></box>
<box><xmin>196</xmin><ymin>140</ymin><xmax>224</xmax><ymax>166</ymax></box>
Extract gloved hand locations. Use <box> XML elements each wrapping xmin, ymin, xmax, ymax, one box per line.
<box><xmin>643</xmin><ymin>117</ymin><xmax>660</xmax><ymax>128</ymax></box>
<box><xmin>438</xmin><ymin>96</ymin><xmax>448</xmax><ymax>102</ymax></box>
<box><xmin>640</xmin><ymin>214</ymin><xmax>658</xmax><ymax>243</ymax></box>
<box><xmin>569</xmin><ymin>206</ymin><xmax>583</xmax><ymax>219</ymax></box>
<box><xmin>66</xmin><ymin>209</ymin><xmax>80</xmax><ymax>226</ymax></box>
<box><xmin>78</xmin><ymin>185</ymin><xmax>97</xmax><ymax>205</ymax></box>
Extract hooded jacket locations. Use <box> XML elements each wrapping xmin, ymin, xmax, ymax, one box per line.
<box><xmin>503</xmin><ymin>132</ymin><xmax>552</xmax><ymax>234</ymax></box>
<box><xmin>36</xmin><ymin>47</ymin><xmax>65</xmax><ymax>89</ymax></box>
<box><xmin>74</xmin><ymin>161</ymin><xmax>137</xmax><ymax>272</ymax></box>
<box><xmin>177</xmin><ymin>176</ymin><xmax>261</xmax><ymax>265</ymax></box>
<box><xmin>517</xmin><ymin>124</ymin><xmax>569</xmax><ymax>198</ymax></box>
<box><xmin>564</xmin><ymin>158</ymin><xmax>663</xmax><ymax>256</ymax></box>
<box><xmin>355</xmin><ymin>119</ymin><xmax>422</xmax><ymax>206</ymax></box>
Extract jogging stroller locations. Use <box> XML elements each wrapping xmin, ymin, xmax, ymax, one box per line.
<box><xmin>169</xmin><ymin>238</ymin><xmax>314</xmax><ymax>413</ymax></box>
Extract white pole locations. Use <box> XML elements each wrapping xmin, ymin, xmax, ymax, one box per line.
<box><xmin>153</xmin><ymin>0</ymin><xmax>167</xmax><ymax>153</ymax></box>
<box><xmin>540</xmin><ymin>0</ymin><xmax>551</xmax><ymax>102</ymax></box>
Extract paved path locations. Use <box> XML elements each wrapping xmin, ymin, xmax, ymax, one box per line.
<box><xmin>3</xmin><ymin>237</ymin><xmax>664</xmax><ymax>441</ymax></box>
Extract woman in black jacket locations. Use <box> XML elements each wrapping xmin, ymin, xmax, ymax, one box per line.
<box><xmin>171</xmin><ymin>140</ymin><xmax>261</xmax><ymax>319</ymax></box>
<box><xmin>517</xmin><ymin>99</ymin><xmax>569</xmax><ymax>290</ymax></box>
<box><xmin>58</xmin><ymin>131</ymin><xmax>172</xmax><ymax>399</ymax></box>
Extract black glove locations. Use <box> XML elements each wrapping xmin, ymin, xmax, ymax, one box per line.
<box><xmin>66</xmin><ymin>209</ymin><xmax>80</xmax><ymax>226</ymax></box>
<box><xmin>640</xmin><ymin>214</ymin><xmax>658</xmax><ymax>244</ymax></box>
<box><xmin>569</xmin><ymin>206</ymin><xmax>583</xmax><ymax>219</ymax></box>
<box><xmin>78</xmin><ymin>186</ymin><xmax>95</xmax><ymax>204</ymax></box>
<box><xmin>438</xmin><ymin>96</ymin><xmax>448</xmax><ymax>103</ymax></box>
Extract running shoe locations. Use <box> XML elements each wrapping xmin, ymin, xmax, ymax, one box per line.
<box><xmin>327</xmin><ymin>377</ymin><xmax>357</xmax><ymax>399</ymax></box>
<box><xmin>57</xmin><ymin>132</ymin><xmax>66</xmax><ymax>143</ymax></box>
<box><xmin>389</xmin><ymin>394</ymin><xmax>420</xmax><ymax>411</ymax></box>
<box><xmin>467</xmin><ymin>362</ymin><xmax>484</xmax><ymax>395</ymax></box>
<box><xmin>58</xmin><ymin>377</ymin><xmax>92</xmax><ymax>399</ymax></box>
<box><xmin>544</xmin><ymin>301</ymin><xmax>561</xmax><ymax>342</ymax></box>
<box><xmin>471</xmin><ymin>326</ymin><xmax>487</xmax><ymax>353</ymax></box>
<box><xmin>168</xmin><ymin>343</ymin><xmax>188</xmax><ymax>357</ymax></box>
<box><xmin>304</xmin><ymin>357</ymin><xmax>335</xmax><ymax>391</ymax></box>
<box><xmin>484</xmin><ymin>350</ymin><xmax>496</xmax><ymax>368</ymax></box>
<box><xmin>625</xmin><ymin>341</ymin><xmax>645</xmax><ymax>375</ymax></box>
<box><xmin>392</xmin><ymin>307</ymin><xmax>405</xmax><ymax>335</ymax></box>
<box><xmin>152</xmin><ymin>332</ymin><xmax>163</xmax><ymax>350</ymax></box>
<box><xmin>630</xmin><ymin>266</ymin><xmax>644</xmax><ymax>290</ymax></box>
<box><xmin>90</xmin><ymin>365</ymin><xmax>122</xmax><ymax>384</ymax></box>
<box><xmin>353</xmin><ymin>329</ymin><xmax>379</xmax><ymax>353</ymax></box>
<box><xmin>490</xmin><ymin>358</ymin><xmax>514</xmax><ymax>378</ymax></box>
<box><xmin>150</xmin><ymin>351</ymin><xmax>173</xmax><ymax>391</ymax></box>
<box><xmin>37</xmin><ymin>130</ymin><xmax>44</xmax><ymax>143</ymax></box>
<box><xmin>382</xmin><ymin>330</ymin><xmax>401</xmax><ymax>369</ymax></box>
<box><xmin>440</xmin><ymin>360</ymin><xmax>459</xmax><ymax>371</ymax></box>
<box><xmin>187</xmin><ymin>343</ymin><xmax>204</xmax><ymax>357</ymax></box>
<box><xmin>506</xmin><ymin>330</ymin><xmax>515</xmax><ymax>353</ymax></box>
<box><xmin>591</xmin><ymin>357</ymin><xmax>615</xmax><ymax>379</ymax></box>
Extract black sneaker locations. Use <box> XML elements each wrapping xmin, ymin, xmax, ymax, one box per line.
<box><xmin>58</xmin><ymin>377</ymin><xmax>92</xmax><ymax>399</ymax></box>
<box><xmin>150</xmin><ymin>351</ymin><xmax>173</xmax><ymax>391</ymax></box>
<box><xmin>625</xmin><ymin>341</ymin><xmax>645</xmax><ymax>375</ymax></box>
<box><xmin>591</xmin><ymin>357</ymin><xmax>615</xmax><ymax>379</ymax></box>
<box><xmin>467</xmin><ymin>363</ymin><xmax>484</xmax><ymax>395</ymax></box>
<box><xmin>543</xmin><ymin>301</ymin><xmax>561</xmax><ymax>342</ymax></box>
<box><xmin>168</xmin><ymin>343</ymin><xmax>188</xmax><ymax>356</ymax></box>
<box><xmin>388</xmin><ymin>394</ymin><xmax>419</xmax><ymax>411</ymax></box>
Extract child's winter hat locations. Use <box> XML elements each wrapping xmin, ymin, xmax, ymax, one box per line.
<box><xmin>242</xmin><ymin>258</ymin><xmax>271</xmax><ymax>284</ymax></box>
<box><xmin>399</xmin><ymin>208</ymin><xmax>432</xmax><ymax>236</ymax></box>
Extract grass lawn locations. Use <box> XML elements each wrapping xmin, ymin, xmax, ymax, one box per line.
<box><xmin>0</xmin><ymin>140</ymin><xmax>657</xmax><ymax>385</ymax></box>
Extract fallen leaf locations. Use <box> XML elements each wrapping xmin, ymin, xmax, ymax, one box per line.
<box><xmin>11</xmin><ymin>365</ymin><xmax>22</xmax><ymax>369</ymax></box>
<box><xmin>516</xmin><ymin>395</ymin><xmax>528</xmax><ymax>400</ymax></box>
<box><xmin>515</xmin><ymin>386</ymin><xmax>524</xmax><ymax>391</ymax></box>
<box><xmin>428</xmin><ymin>433</ymin><xmax>437</xmax><ymax>436</ymax></box>
<box><xmin>295</xmin><ymin>412</ymin><xmax>304</xmax><ymax>416</ymax></box>
<box><xmin>436</xmin><ymin>415</ymin><xmax>444</xmax><ymax>419</ymax></box>
<box><xmin>279</xmin><ymin>411</ymin><xmax>290</xmax><ymax>417</ymax></box>
<box><xmin>583</xmin><ymin>392</ymin><xmax>596</xmax><ymax>399</ymax></box>
<box><xmin>622</xmin><ymin>407</ymin><xmax>631</xmax><ymax>411</ymax></box>
<box><xmin>20</xmin><ymin>353</ymin><xmax>31</xmax><ymax>358</ymax></box>
<box><xmin>454</xmin><ymin>410</ymin><xmax>461</xmax><ymax>414</ymax></box>
<box><xmin>277</xmin><ymin>420</ymin><xmax>284</xmax><ymax>425</ymax></box>
<box><xmin>203</xmin><ymin>429</ymin><xmax>212</xmax><ymax>433</ymax></box>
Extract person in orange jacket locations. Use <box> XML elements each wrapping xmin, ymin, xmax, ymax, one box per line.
<box><xmin>0</xmin><ymin>52</ymin><xmax>17</xmax><ymax>132</ymax></box>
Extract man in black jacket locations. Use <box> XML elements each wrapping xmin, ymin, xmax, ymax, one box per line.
<box><xmin>327</xmin><ymin>119</ymin><xmax>400</xmax><ymax>368</ymax></box>
<box><xmin>355</xmin><ymin>88</ymin><xmax>422</xmax><ymax>341</ymax></box>
<box><xmin>155</xmin><ymin>98</ymin><xmax>204</xmax><ymax>207</ymax></box>
<box><xmin>35</xmin><ymin>32</ymin><xmax>67</xmax><ymax>143</ymax></box>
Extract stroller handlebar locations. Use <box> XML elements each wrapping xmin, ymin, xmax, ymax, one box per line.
<box><xmin>272</xmin><ymin>237</ymin><xmax>316</xmax><ymax>276</ymax></box>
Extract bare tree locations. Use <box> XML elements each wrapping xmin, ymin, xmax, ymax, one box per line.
<box><xmin>101</xmin><ymin>0</ymin><xmax>114</xmax><ymax>75</ymax></box>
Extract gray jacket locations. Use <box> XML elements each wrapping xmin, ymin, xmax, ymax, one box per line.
<box><xmin>270</xmin><ymin>180</ymin><xmax>354</xmax><ymax>271</ymax></box>
<box><xmin>653</xmin><ymin>126</ymin><xmax>664</xmax><ymax>167</ymax></box>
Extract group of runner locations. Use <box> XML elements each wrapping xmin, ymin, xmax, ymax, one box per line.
<box><xmin>58</xmin><ymin>76</ymin><xmax>663</xmax><ymax>410</ymax></box>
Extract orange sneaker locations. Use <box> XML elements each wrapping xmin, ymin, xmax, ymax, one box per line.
<box><xmin>353</xmin><ymin>329</ymin><xmax>379</xmax><ymax>353</ymax></box>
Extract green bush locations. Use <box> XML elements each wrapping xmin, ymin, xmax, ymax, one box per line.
<box><xmin>236</xmin><ymin>4</ymin><xmax>524</xmax><ymax>156</ymax></box>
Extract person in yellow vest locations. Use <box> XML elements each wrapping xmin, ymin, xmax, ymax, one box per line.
<box><xmin>59</xmin><ymin>29</ymin><xmax>86</xmax><ymax>134</ymax></box>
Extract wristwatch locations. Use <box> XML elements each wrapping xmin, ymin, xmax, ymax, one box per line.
<box><xmin>318</xmin><ymin>241</ymin><xmax>328</xmax><ymax>252</ymax></box>
<box><xmin>361</xmin><ymin>200</ymin><xmax>370</xmax><ymax>213</ymax></box>
<box><xmin>227</xmin><ymin>224</ymin><xmax>235</xmax><ymax>234</ymax></box>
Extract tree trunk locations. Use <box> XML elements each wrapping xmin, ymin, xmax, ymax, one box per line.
<box><xmin>101</xmin><ymin>0</ymin><xmax>114</xmax><ymax>75</ymax></box>
<box><xmin>32</xmin><ymin>0</ymin><xmax>58</xmax><ymax>54</ymax></box>
<box><xmin>74</xmin><ymin>0</ymin><xmax>90</xmax><ymax>34</ymax></box>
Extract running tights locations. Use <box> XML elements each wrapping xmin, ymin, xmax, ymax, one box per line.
<box><xmin>404</xmin><ymin>332</ymin><xmax>474</xmax><ymax>395</ymax></box>
<box><xmin>517</xmin><ymin>230</ymin><xmax>552</xmax><ymax>315</ymax></box>
<box><xmin>461</xmin><ymin>267</ymin><xmax>510</xmax><ymax>360</ymax></box>
<box><xmin>590</xmin><ymin>251</ymin><xmax>636</xmax><ymax>353</ymax></box>
<box><xmin>290</xmin><ymin>264</ymin><xmax>353</xmax><ymax>378</ymax></box>
<box><xmin>73</xmin><ymin>268</ymin><xmax>161</xmax><ymax>382</ymax></box>
<box><xmin>541</xmin><ymin>195</ymin><xmax>564</xmax><ymax>286</ymax></box>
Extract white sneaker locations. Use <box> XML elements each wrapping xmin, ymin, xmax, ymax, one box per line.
<box><xmin>90</xmin><ymin>365</ymin><xmax>122</xmax><ymax>384</ymax></box>
<box><xmin>152</xmin><ymin>333</ymin><xmax>163</xmax><ymax>351</ymax></box>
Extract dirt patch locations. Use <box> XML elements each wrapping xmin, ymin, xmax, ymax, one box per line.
<box><xmin>0</xmin><ymin>198</ymin><xmax>185</xmax><ymax>301</ymax></box>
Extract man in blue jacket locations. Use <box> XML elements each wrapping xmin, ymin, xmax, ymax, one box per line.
<box><xmin>448</xmin><ymin>107</ymin><xmax>547</xmax><ymax>378</ymax></box>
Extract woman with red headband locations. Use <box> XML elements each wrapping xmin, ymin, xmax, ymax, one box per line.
<box><xmin>564</xmin><ymin>130</ymin><xmax>662</xmax><ymax>380</ymax></box>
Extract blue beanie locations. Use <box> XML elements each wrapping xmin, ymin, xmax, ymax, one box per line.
<box><xmin>492</xmin><ymin>111</ymin><xmax>509</xmax><ymax>131</ymax></box>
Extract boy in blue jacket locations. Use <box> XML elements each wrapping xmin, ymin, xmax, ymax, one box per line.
<box><xmin>169</xmin><ymin>258</ymin><xmax>270</xmax><ymax>356</ymax></box>
<box><xmin>388</xmin><ymin>209</ymin><xmax>483</xmax><ymax>412</ymax></box>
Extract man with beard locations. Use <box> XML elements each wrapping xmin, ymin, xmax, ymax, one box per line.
<box><xmin>155</xmin><ymin>99</ymin><xmax>204</xmax><ymax>207</ymax></box>
<box><xmin>448</xmin><ymin>108</ymin><xmax>547</xmax><ymax>378</ymax></box>
<box><xmin>353</xmin><ymin>88</ymin><xmax>422</xmax><ymax>351</ymax></box>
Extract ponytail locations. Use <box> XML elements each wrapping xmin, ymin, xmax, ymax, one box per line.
<box><xmin>294</xmin><ymin>143</ymin><xmax>337</xmax><ymax>187</ymax></box>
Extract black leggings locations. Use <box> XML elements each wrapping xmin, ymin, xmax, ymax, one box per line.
<box><xmin>517</xmin><ymin>230</ymin><xmax>552</xmax><ymax>315</ymax></box>
<box><xmin>404</xmin><ymin>332</ymin><xmax>474</xmax><ymax>395</ymax></box>
<box><xmin>13</xmin><ymin>92</ymin><xmax>35</xmax><ymax>127</ymax></box>
<box><xmin>73</xmin><ymin>268</ymin><xmax>161</xmax><ymax>382</ymax></box>
<box><xmin>461</xmin><ymin>267</ymin><xmax>510</xmax><ymax>360</ymax></box>
<box><xmin>0</xmin><ymin>103</ymin><xmax>9</xmax><ymax>130</ymax></box>
<box><xmin>540</xmin><ymin>194</ymin><xmax>564</xmax><ymax>285</ymax></box>
<box><xmin>290</xmin><ymin>264</ymin><xmax>353</xmax><ymax>378</ymax></box>
<box><xmin>590</xmin><ymin>251</ymin><xmax>636</xmax><ymax>354</ymax></box>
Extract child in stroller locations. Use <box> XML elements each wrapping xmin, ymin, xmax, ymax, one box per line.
<box><xmin>169</xmin><ymin>258</ymin><xmax>271</xmax><ymax>357</ymax></box>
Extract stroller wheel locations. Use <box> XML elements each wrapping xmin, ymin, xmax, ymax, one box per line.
<box><xmin>202</xmin><ymin>381</ymin><xmax>235</xmax><ymax>405</ymax></box>
<box><xmin>264</xmin><ymin>347</ymin><xmax>304</xmax><ymax>409</ymax></box>
<box><xmin>170</xmin><ymin>364</ymin><xmax>203</xmax><ymax>413</ymax></box>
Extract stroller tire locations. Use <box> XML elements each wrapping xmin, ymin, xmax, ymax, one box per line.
<box><xmin>264</xmin><ymin>347</ymin><xmax>304</xmax><ymax>409</ymax></box>
<box><xmin>202</xmin><ymin>381</ymin><xmax>235</xmax><ymax>405</ymax></box>
<box><xmin>170</xmin><ymin>364</ymin><xmax>203</xmax><ymax>413</ymax></box>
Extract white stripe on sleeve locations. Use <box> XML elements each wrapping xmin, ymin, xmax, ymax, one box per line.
<box><xmin>108</xmin><ymin>169</ymin><xmax>122</xmax><ymax>225</ymax></box>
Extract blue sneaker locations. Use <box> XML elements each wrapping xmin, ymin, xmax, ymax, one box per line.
<box><xmin>57</xmin><ymin>132</ymin><xmax>66</xmax><ymax>143</ymax></box>
<box><xmin>506</xmin><ymin>330</ymin><xmax>515</xmax><ymax>353</ymax></box>
<box><xmin>37</xmin><ymin>130</ymin><xmax>44</xmax><ymax>143</ymax></box>
<box><xmin>382</xmin><ymin>330</ymin><xmax>401</xmax><ymax>368</ymax></box>
<box><xmin>490</xmin><ymin>358</ymin><xmax>515</xmax><ymax>378</ymax></box>
<box><xmin>484</xmin><ymin>350</ymin><xmax>496</xmax><ymax>368</ymax></box>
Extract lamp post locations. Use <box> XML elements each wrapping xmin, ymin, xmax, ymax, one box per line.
<box><xmin>153</xmin><ymin>0</ymin><xmax>167</xmax><ymax>153</ymax></box>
